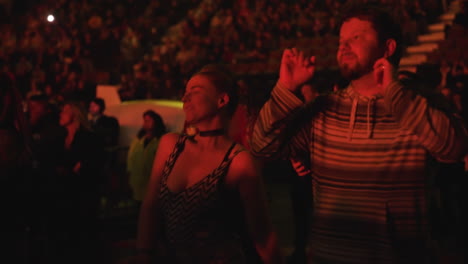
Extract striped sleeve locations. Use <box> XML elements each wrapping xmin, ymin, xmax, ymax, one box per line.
<box><xmin>250</xmin><ymin>82</ymin><xmax>311</xmax><ymax>160</ymax></box>
<box><xmin>384</xmin><ymin>81</ymin><xmax>468</xmax><ymax>162</ymax></box>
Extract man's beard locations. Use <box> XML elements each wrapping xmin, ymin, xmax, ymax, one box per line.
<box><xmin>339</xmin><ymin>62</ymin><xmax>372</xmax><ymax>81</ymax></box>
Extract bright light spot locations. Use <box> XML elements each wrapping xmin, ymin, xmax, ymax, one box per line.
<box><xmin>47</xmin><ymin>14</ymin><xmax>55</xmax><ymax>22</ymax></box>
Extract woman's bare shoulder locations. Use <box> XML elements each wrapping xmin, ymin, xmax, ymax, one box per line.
<box><xmin>158</xmin><ymin>132</ymin><xmax>182</xmax><ymax>151</ymax></box>
<box><xmin>228</xmin><ymin>146</ymin><xmax>261</xmax><ymax>181</ymax></box>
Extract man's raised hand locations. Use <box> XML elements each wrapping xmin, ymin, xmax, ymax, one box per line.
<box><xmin>279</xmin><ymin>48</ymin><xmax>316</xmax><ymax>92</ymax></box>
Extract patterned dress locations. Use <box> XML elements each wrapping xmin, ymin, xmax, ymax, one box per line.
<box><xmin>159</xmin><ymin>136</ymin><xmax>260</xmax><ymax>264</ymax></box>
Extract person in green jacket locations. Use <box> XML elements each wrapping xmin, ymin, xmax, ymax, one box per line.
<box><xmin>127</xmin><ymin>110</ymin><xmax>167</xmax><ymax>202</ymax></box>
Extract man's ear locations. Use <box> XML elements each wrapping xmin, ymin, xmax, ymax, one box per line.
<box><xmin>384</xmin><ymin>39</ymin><xmax>396</xmax><ymax>58</ymax></box>
<box><xmin>218</xmin><ymin>93</ymin><xmax>230</xmax><ymax>109</ymax></box>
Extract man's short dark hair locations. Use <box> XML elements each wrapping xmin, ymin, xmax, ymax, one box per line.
<box><xmin>339</xmin><ymin>2</ymin><xmax>403</xmax><ymax>67</ymax></box>
<box><xmin>91</xmin><ymin>98</ymin><xmax>106</xmax><ymax>113</ymax></box>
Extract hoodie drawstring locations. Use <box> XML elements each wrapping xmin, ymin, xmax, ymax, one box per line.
<box><xmin>347</xmin><ymin>95</ymin><xmax>376</xmax><ymax>140</ymax></box>
<box><xmin>366</xmin><ymin>98</ymin><xmax>375</xmax><ymax>138</ymax></box>
<box><xmin>347</xmin><ymin>97</ymin><xmax>358</xmax><ymax>141</ymax></box>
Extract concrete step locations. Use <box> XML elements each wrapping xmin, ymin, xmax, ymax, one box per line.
<box><xmin>399</xmin><ymin>54</ymin><xmax>427</xmax><ymax>66</ymax></box>
<box><xmin>440</xmin><ymin>13</ymin><xmax>456</xmax><ymax>23</ymax></box>
<box><xmin>397</xmin><ymin>1</ymin><xmax>460</xmax><ymax>71</ymax></box>
<box><xmin>417</xmin><ymin>32</ymin><xmax>445</xmax><ymax>43</ymax></box>
<box><xmin>398</xmin><ymin>66</ymin><xmax>417</xmax><ymax>73</ymax></box>
<box><xmin>428</xmin><ymin>23</ymin><xmax>447</xmax><ymax>32</ymax></box>
<box><xmin>406</xmin><ymin>43</ymin><xmax>439</xmax><ymax>54</ymax></box>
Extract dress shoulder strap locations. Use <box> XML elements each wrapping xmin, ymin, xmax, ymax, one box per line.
<box><xmin>161</xmin><ymin>134</ymin><xmax>188</xmax><ymax>183</ymax></box>
<box><xmin>221</xmin><ymin>142</ymin><xmax>238</xmax><ymax>162</ymax></box>
<box><xmin>215</xmin><ymin>143</ymin><xmax>246</xmax><ymax>177</ymax></box>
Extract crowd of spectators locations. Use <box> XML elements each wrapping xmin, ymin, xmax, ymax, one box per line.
<box><xmin>0</xmin><ymin>0</ymin><xmax>454</xmax><ymax>105</ymax></box>
<box><xmin>1</xmin><ymin>0</ymin><xmax>466</xmax><ymax>163</ymax></box>
<box><xmin>1</xmin><ymin>0</ymin><xmax>465</xmax><ymax>161</ymax></box>
<box><xmin>0</xmin><ymin>0</ymin><xmax>202</xmax><ymax>105</ymax></box>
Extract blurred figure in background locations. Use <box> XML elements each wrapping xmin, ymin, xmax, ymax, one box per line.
<box><xmin>0</xmin><ymin>72</ymin><xmax>33</xmax><ymax>262</ymax></box>
<box><xmin>88</xmin><ymin>97</ymin><xmax>120</xmax><ymax>150</ymax></box>
<box><xmin>28</xmin><ymin>94</ymin><xmax>65</xmax><ymax>188</ymax></box>
<box><xmin>53</xmin><ymin>102</ymin><xmax>104</xmax><ymax>264</ymax></box>
<box><xmin>27</xmin><ymin>93</ymin><xmax>66</xmax><ymax>261</ymax></box>
<box><xmin>88</xmin><ymin>97</ymin><xmax>120</xmax><ymax>208</ymax></box>
<box><xmin>127</xmin><ymin>110</ymin><xmax>166</xmax><ymax>203</ymax></box>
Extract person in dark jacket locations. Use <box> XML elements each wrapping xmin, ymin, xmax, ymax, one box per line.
<box><xmin>0</xmin><ymin>72</ymin><xmax>33</xmax><ymax>261</ymax></box>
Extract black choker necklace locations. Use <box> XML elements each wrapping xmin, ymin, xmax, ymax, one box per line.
<box><xmin>199</xmin><ymin>128</ymin><xmax>225</xmax><ymax>137</ymax></box>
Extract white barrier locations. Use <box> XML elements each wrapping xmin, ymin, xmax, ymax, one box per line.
<box><xmin>106</xmin><ymin>100</ymin><xmax>185</xmax><ymax>148</ymax></box>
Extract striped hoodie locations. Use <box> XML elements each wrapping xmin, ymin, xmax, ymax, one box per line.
<box><xmin>251</xmin><ymin>81</ymin><xmax>468</xmax><ymax>264</ymax></box>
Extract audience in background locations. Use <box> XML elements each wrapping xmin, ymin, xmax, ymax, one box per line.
<box><xmin>0</xmin><ymin>0</ymin><xmax>453</xmax><ymax>103</ymax></box>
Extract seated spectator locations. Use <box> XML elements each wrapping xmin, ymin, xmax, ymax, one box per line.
<box><xmin>127</xmin><ymin>110</ymin><xmax>166</xmax><ymax>203</ymax></box>
<box><xmin>44</xmin><ymin>83</ymin><xmax>64</xmax><ymax>106</ymax></box>
<box><xmin>247</xmin><ymin>38</ymin><xmax>269</xmax><ymax>61</ymax></box>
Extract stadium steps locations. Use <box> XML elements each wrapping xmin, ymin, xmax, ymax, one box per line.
<box><xmin>398</xmin><ymin>0</ymin><xmax>461</xmax><ymax>73</ymax></box>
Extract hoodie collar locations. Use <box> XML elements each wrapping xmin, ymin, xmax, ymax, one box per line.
<box><xmin>343</xmin><ymin>84</ymin><xmax>382</xmax><ymax>102</ymax></box>
<box><xmin>343</xmin><ymin>85</ymin><xmax>382</xmax><ymax>141</ymax></box>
